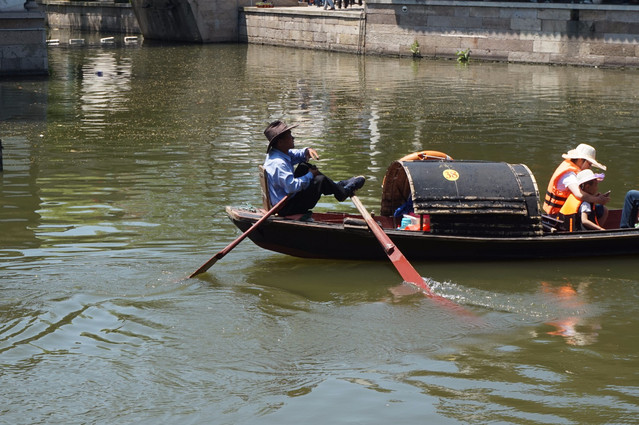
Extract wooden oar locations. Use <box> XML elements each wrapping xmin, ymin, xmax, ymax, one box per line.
<box><xmin>350</xmin><ymin>195</ymin><xmax>435</xmax><ymax>296</ymax></box>
<box><xmin>350</xmin><ymin>196</ymin><xmax>477</xmax><ymax>318</ymax></box>
<box><xmin>189</xmin><ymin>194</ymin><xmax>290</xmax><ymax>278</ymax></box>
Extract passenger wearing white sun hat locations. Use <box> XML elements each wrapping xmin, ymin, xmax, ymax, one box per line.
<box><xmin>561</xmin><ymin>144</ymin><xmax>607</xmax><ymax>170</ymax></box>
<box><xmin>543</xmin><ymin>143</ymin><xmax>610</xmax><ymax>216</ymax></box>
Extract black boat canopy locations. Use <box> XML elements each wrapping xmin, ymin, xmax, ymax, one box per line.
<box><xmin>381</xmin><ymin>160</ymin><xmax>544</xmax><ymax>237</ymax></box>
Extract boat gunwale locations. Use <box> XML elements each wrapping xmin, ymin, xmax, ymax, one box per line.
<box><xmin>225</xmin><ymin>205</ymin><xmax>639</xmax><ymax>242</ymax></box>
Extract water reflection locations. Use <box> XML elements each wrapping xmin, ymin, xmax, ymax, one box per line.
<box><xmin>0</xmin><ymin>136</ymin><xmax>41</xmax><ymax>251</ymax></box>
<box><xmin>2</xmin><ymin>42</ymin><xmax>639</xmax><ymax>424</ymax></box>
<box><xmin>79</xmin><ymin>52</ymin><xmax>132</xmax><ymax>134</ymax></box>
<box><xmin>540</xmin><ymin>281</ymin><xmax>600</xmax><ymax>346</ymax></box>
<box><xmin>0</xmin><ymin>83</ymin><xmax>47</xmax><ymax>122</ymax></box>
<box><xmin>47</xmin><ymin>49</ymin><xmax>133</xmax><ymax>137</ymax></box>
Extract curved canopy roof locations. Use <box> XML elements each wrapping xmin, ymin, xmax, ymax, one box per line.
<box><xmin>380</xmin><ymin>159</ymin><xmax>542</xmax><ymax>236</ymax></box>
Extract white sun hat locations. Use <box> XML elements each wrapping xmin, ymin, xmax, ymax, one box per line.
<box><xmin>562</xmin><ymin>143</ymin><xmax>606</xmax><ymax>170</ymax></box>
<box><xmin>575</xmin><ymin>169</ymin><xmax>605</xmax><ymax>186</ymax></box>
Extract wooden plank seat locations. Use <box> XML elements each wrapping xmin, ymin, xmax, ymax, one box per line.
<box><xmin>258</xmin><ymin>165</ymin><xmax>272</xmax><ymax>211</ymax></box>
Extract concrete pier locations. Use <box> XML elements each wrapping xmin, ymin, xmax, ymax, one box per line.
<box><xmin>0</xmin><ymin>2</ymin><xmax>47</xmax><ymax>76</ymax></box>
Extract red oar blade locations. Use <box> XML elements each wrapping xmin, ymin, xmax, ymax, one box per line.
<box><xmin>350</xmin><ymin>195</ymin><xmax>478</xmax><ymax>321</ymax></box>
<box><xmin>384</xmin><ymin>242</ymin><xmax>434</xmax><ymax>296</ymax></box>
<box><xmin>350</xmin><ymin>195</ymin><xmax>435</xmax><ymax>295</ymax></box>
<box><xmin>189</xmin><ymin>253</ymin><xmax>223</xmax><ymax>278</ymax></box>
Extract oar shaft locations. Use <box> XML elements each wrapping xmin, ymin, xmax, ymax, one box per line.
<box><xmin>189</xmin><ymin>194</ymin><xmax>290</xmax><ymax>278</ymax></box>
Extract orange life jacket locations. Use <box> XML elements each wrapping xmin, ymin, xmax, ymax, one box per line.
<box><xmin>543</xmin><ymin>160</ymin><xmax>581</xmax><ymax>215</ymax></box>
<box><xmin>558</xmin><ymin>194</ymin><xmax>598</xmax><ymax>232</ymax></box>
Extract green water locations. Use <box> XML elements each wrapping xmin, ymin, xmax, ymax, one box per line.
<box><xmin>1</xmin><ymin>40</ymin><xmax>638</xmax><ymax>424</ymax></box>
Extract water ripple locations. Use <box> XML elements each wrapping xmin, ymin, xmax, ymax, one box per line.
<box><xmin>0</xmin><ymin>295</ymin><xmax>165</xmax><ymax>368</ymax></box>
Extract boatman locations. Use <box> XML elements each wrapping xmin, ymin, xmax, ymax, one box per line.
<box><xmin>263</xmin><ymin>120</ymin><xmax>365</xmax><ymax>217</ymax></box>
<box><xmin>543</xmin><ymin>143</ymin><xmax>610</xmax><ymax>216</ymax></box>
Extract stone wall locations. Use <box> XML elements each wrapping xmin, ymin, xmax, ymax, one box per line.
<box><xmin>240</xmin><ymin>7</ymin><xmax>366</xmax><ymax>53</ymax></box>
<box><xmin>41</xmin><ymin>0</ymin><xmax>139</xmax><ymax>34</ymax></box>
<box><xmin>0</xmin><ymin>10</ymin><xmax>47</xmax><ymax>76</ymax></box>
<box><xmin>365</xmin><ymin>0</ymin><xmax>639</xmax><ymax>67</ymax></box>
<box><xmin>35</xmin><ymin>0</ymin><xmax>639</xmax><ymax>67</ymax></box>
<box><xmin>240</xmin><ymin>1</ymin><xmax>639</xmax><ymax>68</ymax></box>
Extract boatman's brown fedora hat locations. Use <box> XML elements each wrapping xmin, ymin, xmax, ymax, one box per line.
<box><xmin>265</xmin><ymin>120</ymin><xmax>298</xmax><ymax>152</ymax></box>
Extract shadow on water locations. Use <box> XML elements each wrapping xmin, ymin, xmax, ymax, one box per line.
<box><xmin>241</xmin><ymin>256</ymin><xmax>405</xmax><ymax>303</ymax></box>
<box><xmin>193</xmin><ymin>250</ymin><xmax>639</xmax><ymax>344</ymax></box>
<box><xmin>214</xmin><ymin>249</ymin><xmax>638</xmax><ymax>301</ymax></box>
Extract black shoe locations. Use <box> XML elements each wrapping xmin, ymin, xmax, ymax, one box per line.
<box><xmin>343</xmin><ymin>176</ymin><xmax>365</xmax><ymax>195</ymax></box>
<box><xmin>335</xmin><ymin>176</ymin><xmax>365</xmax><ymax>201</ymax></box>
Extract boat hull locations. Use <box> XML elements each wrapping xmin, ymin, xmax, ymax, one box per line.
<box><xmin>226</xmin><ymin>207</ymin><xmax>639</xmax><ymax>261</ymax></box>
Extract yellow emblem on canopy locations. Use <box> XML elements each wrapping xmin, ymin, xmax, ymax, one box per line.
<box><xmin>443</xmin><ymin>169</ymin><xmax>459</xmax><ymax>181</ymax></box>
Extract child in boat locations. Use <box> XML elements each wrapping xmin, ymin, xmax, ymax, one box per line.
<box><xmin>558</xmin><ymin>169</ymin><xmax>608</xmax><ymax>231</ymax></box>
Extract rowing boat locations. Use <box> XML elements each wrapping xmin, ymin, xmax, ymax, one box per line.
<box><xmin>225</xmin><ymin>152</ymin><xmax>639</xmax><ymax>261</ymax></box>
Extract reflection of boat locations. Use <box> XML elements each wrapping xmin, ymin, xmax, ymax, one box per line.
<box><xmin>226</xmin><ymin>152</ymin><xmax>639</xmax><ymax>261</ymax></box>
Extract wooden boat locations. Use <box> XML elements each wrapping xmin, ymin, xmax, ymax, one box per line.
<box><xmin>225</xmin><ymin>152</ymin><xmax>639</xmax><ymax>261</ymax></box>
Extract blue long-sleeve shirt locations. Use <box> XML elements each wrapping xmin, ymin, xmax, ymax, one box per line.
<box><xmin>263</xmin><ymin>148</ymin><xmax>313</xmax><ymax>205</ymax></box>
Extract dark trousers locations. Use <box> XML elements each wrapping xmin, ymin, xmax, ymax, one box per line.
<box><xmin>620</xmin><ymin>190</ymin><xmax>639</xmax><ymax>228</ymax></box>
<box><xmin>278</xmin><ymin>163</ymin><xmax>347</xmax><ymax>216</ymax></box>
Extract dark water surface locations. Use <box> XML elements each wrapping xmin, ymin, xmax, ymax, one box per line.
<box><xmin>1</xmin><ymin>40</ymin><xmax>639</xmax><ymax>424</ymax></box>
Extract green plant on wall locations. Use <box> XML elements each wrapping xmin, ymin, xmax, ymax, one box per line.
<box><xmin>410</xmin><ymin>40</ymin><xmax>420</xmax><ymax>58</ymax></box>
<box><xmin>456</xmin><ymin>48</ymin><xmax>471</xmax><ymax>64</ymax></box>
